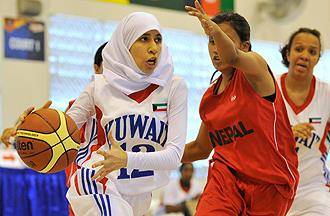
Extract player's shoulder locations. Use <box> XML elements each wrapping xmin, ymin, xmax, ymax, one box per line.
<box><xmin>315</xmin><ymin>77</ymin><xmax>330</xmax><ymax>88</ymax></box>
<box><xmin>202</xmin><ymin>76</ymin><xmax>219</xmax><ymax>94</ymax></box>
<box><xmin>93</xmin><ymin>74</ymin><xmax>107</xmax><ymax>84</ymax></box>
<box><xmin>168</xmin><ymin>75</ymin><xmax>188</xmax><ymax>91</ymax></box>
<box><xmin>315</xmin><ymin>77</ymin><xmax>330</xmax><ymax>94</ymax></box>
<box><xmin>170</xmin><ymin>75</ymin><xmax>186</xmax><ymax>85</ymax></box>
<box><xmin>92</xmin><ymin>74</ymin><xmax>111</xmax><ymax>93</ymax></box>
<box><xmin>164</xmin><ymin>179</ymin><xmax>179</xmax><ymax>191</ymax></box>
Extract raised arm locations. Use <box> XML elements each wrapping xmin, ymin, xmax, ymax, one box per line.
<box><xmin>186</xmin><ymin>1</ymin><xmax>274</xmax><ymax>96</ymax></box>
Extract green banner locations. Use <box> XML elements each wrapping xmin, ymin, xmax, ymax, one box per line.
<box><xmin>130</xmin><ymin>0</ymin><xmax>187</xmax><ymax>11</ymax></box>
<box><xmin>221</xmin><ymin>0</ymin><xmax>234</xmax><ymax>12</ymax></box>
<box><xmin>130</xmin><ymin>0</ymin><xmax>234</xmax><ymax>12</ymax></box>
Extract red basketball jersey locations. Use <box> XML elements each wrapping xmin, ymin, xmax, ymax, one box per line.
<box><xmin>199</xmin><ymin>69</ymin><xmax>299</xmax><ymax>198</ymax></box>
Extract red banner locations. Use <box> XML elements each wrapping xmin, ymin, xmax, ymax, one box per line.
<box><xmin>201</xmin><ymin>0</ymin><xmax>220</xmax><ymax>16</ymax></box>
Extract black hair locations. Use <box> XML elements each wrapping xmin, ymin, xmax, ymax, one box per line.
<box><xmin>94</xmin><ymin>42</ymin><xmax>107</xmax><ymax>66</ymax></box>
<box><xmin>179</xmin><ymin>163</ymin><xmax>194</xmax><ymax>173</ymax></box>
<box><xmin>211</xmin><ymin>12</ymin><xmax>251</xmax><ymax>51</ymax></box>
<box><xmin>280</xmin><ymin>28</ymin><xmax>321</xmax><ymax>68</ymax></box>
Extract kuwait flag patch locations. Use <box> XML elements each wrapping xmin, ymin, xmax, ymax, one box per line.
<box><xmin>153</xmin><ymin>103</ymin><xmax>167</xmax><ymax>112</ymax></box>
<box><xmin>309</xmin><ymin>117</ymin><xmax>322</xmax><ymax>124</ymax></box>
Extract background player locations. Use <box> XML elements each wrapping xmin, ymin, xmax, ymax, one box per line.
<box><xmin>277</xmin><ymin>27</ymin><xmax>330</xmax><ymax>215</ymax></box>
<box><xmin>161</xmin><ymin>163</ymin><xmax>202</xmax><ymax>216</ymax></box>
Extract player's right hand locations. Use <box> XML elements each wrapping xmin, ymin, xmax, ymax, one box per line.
<box><xmin>0</xmin><ymin>100</ymin><xmax>52</xmax><ymax>147</ymax></box>
<box><xmin>292</xmin><ymin>123</ymin><xmax>314</xmax><ymax>139</ymax></box>
<box><xmin>1</xmin><ymin>127</ymin><xmax>16</xmax><ymax>147</ymax></box>
<box><xmin>185</xmin><ymin>1</ymin><xmax>220</xmax><ymax>37</ymax></box>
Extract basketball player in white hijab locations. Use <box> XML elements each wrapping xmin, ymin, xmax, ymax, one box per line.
<box><xmin>65</xmin><ymin>12</ymin><xmax>188</xmax><ymax>216</ymax></box>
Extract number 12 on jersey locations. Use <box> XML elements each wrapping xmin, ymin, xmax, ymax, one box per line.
<box><xmin>117</xmin><ymin>142</ymin><xmax>155</xmax><ymax>179</ymax></box>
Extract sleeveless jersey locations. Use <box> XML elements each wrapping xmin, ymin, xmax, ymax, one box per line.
<box><xmin>276</xmin><ymin>73</ymin><xmax>330</xmax><ymax>187</ymax></box>
<box><xmin>199</xmin><ymin>69</ymin><xmax>299</xmax><ymax>198</ymax></box>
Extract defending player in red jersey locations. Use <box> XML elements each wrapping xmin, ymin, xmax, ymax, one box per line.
<box><xmin>182</xmin><ymin>1</ymin><xmax>299</xmax><ymax>215</ymax></box>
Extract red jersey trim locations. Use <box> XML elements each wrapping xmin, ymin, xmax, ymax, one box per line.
<box><xmin>80</xmin><ymin>123</ymin><xmax>87</xmax><ymax>143</ymax></box>
<box><xmin>65</xmin><ymin>99</ymin><xmax>76</xmax><ymax>112</ymax></box>
<box><xmin>280</xmin><ymin>73</ymin><xmax>316</xmax><ymax>114</ymax></box>
<box><xmin>319</xmin><ymin>122</ymin><xmax>330</xmax><ymax>154</ymax></box>
<box><xmin>271</xmin><ymin>103</ymin><xmax>297</xmax><ymax>199</ymax></box>
<box><xmin>65</xmin><ymin>162</ymin><xmax>78</xmax><ymax>187</ymax></box>
<box><xmin>74</xmin><ymin>174</ymin><xmax>82</xmax><ymax>196</ymax></box>
<box><xmin>128</xmin><ymin>84</ymin><xmax>159</xmax><ymax>103</ymax></box>
<box><xmin>99</xmin><ymin>177</ymin><xmax>109</xmax><ymax>193</ymax></box>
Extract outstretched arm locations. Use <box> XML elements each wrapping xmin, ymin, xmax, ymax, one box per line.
<box><xmin>186</xmin><ymin>1</ymin><xmax>273</xmax><ymax>96</ymax></box>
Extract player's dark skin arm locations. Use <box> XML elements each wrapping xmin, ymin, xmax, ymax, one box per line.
<box><xmin>182</xmin><ymin>123</ymin><xmax>213</xmax><ymax>162</ymax></box>
<box><xmin>165</xmin><ymin>204</ymin><xmax>186</xmax><ymax>213</ymax></box>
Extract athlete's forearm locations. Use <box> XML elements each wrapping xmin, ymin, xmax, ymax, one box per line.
<box><xmin>213</xmin><ymin>29</ymin><xmax>239</xmax><ymax>66</ymax></box>
<box><xmin>127</xmin><ymin>144</ymin><xmax>181</xmax><ymax>170</ymax></box>
<box><xmin>182</xmin><ymin>141</ymin><xmax>210</xmax><ymax>163</ymax></box>
<box><xmin>165</xmin><ymin>203</ymin><xmax>187</xmax><ymax>214</ymax></box>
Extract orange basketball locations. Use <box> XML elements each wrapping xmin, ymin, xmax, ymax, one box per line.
<box><xmin>15</xmin><ymin>108</ymin><xmax>80</xmax><ymax>173</ymax></box>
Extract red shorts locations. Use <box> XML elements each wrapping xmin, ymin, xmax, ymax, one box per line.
<box><xmin>196</xmin><ymin>161</ymin><xmax>293</xmax><ymax>216</ymax></box>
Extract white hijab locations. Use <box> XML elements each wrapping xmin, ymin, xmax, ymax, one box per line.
<box><xmin>102</xmin><ymin>12</ymin><xmax>174</xmax><ymax>95</ymax></box>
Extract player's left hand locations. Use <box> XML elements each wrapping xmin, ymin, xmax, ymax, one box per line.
<box><xmin>91</xmin><ymin>132</ymin><xmax>127</xmax><ymax>181</ymax></box>
<box><xmin>292</xmin><ymin>123</ymin><xmax>314</xmax><ymax>139</ymax></box>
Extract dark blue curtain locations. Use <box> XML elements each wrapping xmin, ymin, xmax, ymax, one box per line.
<box><xmin>0</xmin><ymin>167</ymin><xmax>69</xmax><ymax>216</ymax></box>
